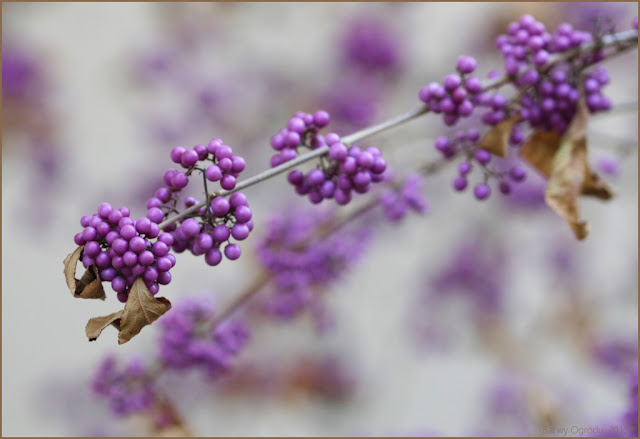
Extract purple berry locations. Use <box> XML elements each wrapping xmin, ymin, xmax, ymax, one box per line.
<box><xmin>181</xmin><ymin>149</ymin><xmax>199</xmax><ymax>167</ymax></box>
<box><xmin>180</xmin><ymin>219</ymin><xmax>201</xmax><ymax>238</ymax></box>
<box><xmin>213</xmin><ymin>224</ymin><xmax>231</xmax><ymax>242</ymax></box>
<box><xmin>313</xmin><ymin>110</ymin><xmax>330</xmax><ymax>127</ymax></box>
<box><xmin>509</xmin><ymin>166</ymin><xmax>527</xmax><ymax>182</ymax></box>
<box><xmin>129</xmin><ymin>236</ymin><xmax>146</xmax><ymax>253</ymax></box>
<box><xmin>210</xmin><ymin>197</ymin><xmax>230</xmax><ymax>217</ymax></box>
<box><xmin>152</xmin><ymin>241</ymin><xmax>169</xmax><ymax>257</ymax></box>
<box><xmin>157</xmin><ymin>271</ymin><xmax>171</xmax><ymax>285</ymax></box>
<box><xmin>158</xmin><ymin>233</ymin><xmax>174</xmax><ymax>246</ymax></box>
<box><xmin>80</xmin><ymin>215</ymin><xmax>91</xmax><ymax>227</ymax></box>
<box><xmin>307</xmin><ymin>169</ymin><xmax>325</xmax><ymax>186</ymax></box>
<box><xmin>98</xmin><ymin>203</ymin><xmax>113</xmax><ymax>219</ymax></box>
<box><xmin>474</xmin><ymin>149</ymin><xmax>492</xmax><ymax>165</ymax></box>
<box><xmin>205</xmin><ymin>249</ymin><xmax>223</xmax><ymax>266</ymax></box>
<box><xmin>135</xmin><ymin>217</ymin><xmax>152</xmax><ymax>235</ymax></box>
<box><xmin>170</xmin><ymin>146</ymin><xmax>185</xmax><ymax>164</ymax></box>
<box><xmin>443</xmin><ymin>74</ymin><xmax>462</xmax><ymax>90</ymax></box>
<box><xmin>453</xmin><ymin>176</ymin><xmax>468</xmax><ymax>191</ymax></box>
<box><xmin>234</xmin><ymin>205</ymin><xmax>252</xmax><ymax>223</ymax></box>
<box><xmin>196</xmin><ymin>233</ymin><xmax>214</xmax><ymax>250</ymax></box>
<box><xmin>156</xmin><ymin>257</ymin><xmax>172</xmax><ymax>272</ymax></box>
<box><xmin>229</xmin><ymin>192</ymin><xmax>248</xmax><ymax>208</ymax></box>
<box><xmin>84</xmin><ymin>241</ymin><xmax>101</xmax><ymax>257</ymax></box>
<box><xmin>473</xmin><ymin>183</ymin><xmax>491</xmax><ymax>200</ymax></box>
<box><xmin>456</xmin><ymin>55</ymin><xmax>477</xmax><ymax>74</ymax></box>
<box><xmin>123</xmin><ymin>251</ymin><xmax>137</xmax><ymax>267</ymax></box>
<box><xmin>220</xmin><ymin>175</ymin><xmax>236</xmax><ymax>190</ymax></box>
<box><xmin>224</xmin><ymin>244</ymin><xmax>241</xmax><ymax>260</ymax></box>
<box><xmin>205</xmin><ymin>165</ymin><xmax>223</xmax><ymax>182</ymax></box>
<box><xmin>120</xmin><ymin>225</ymin><xmax>136</xmax><ymax>241</ymax></box>
<box><xmin>231</xmin><ymin>156</ymin><xmax>246</xmax><ymax>173</ymax></box>
<box><xmin>82</xmin><ymin>227</ymin><xmax>97</xmax><ymax>242</ymax></box>
<box><xmin>329</xmin><ymin>143</ymin><xmax>348</xmax><ymax>161</ymax></box>
<box><xmin>74</xmin><ymin>233</ymin><xmax>85</xmax><ymax>246</ymax></box>
<box><xmin>499</xmin><ymin>181</ymin><xmax>511</xmax><ymax>195</ymax></box>
<box><xmin>465</xmin><ymin>77</ymin><xmax>483</xmax><ymax>94</ymax></box>
<box><xmin>458</xmin><ymin>161</ymin><xmax>472</xmax><ymax>175</ymax></box>
<box><xmin>287</xmin><ymin>117</ymin><xmax>306</xmax><ymax>134</ymax></box>
<box><xmin>231</xmin><ymin>224</ymin><xmax>250</xmax><ymax>241</ymax></box>
<box><xmin>112</xmin><ymin>276</ymin><xmax>126</xmax><ymax>293</ymax></box>
<box><xmin>219</xmin><ymin>157</ymin><xmax>233</xmax><ymax>173</ymax></box>
<box><xmin>138</xmin><ymin>250</ymin><xmax>154</xmax><ymax>266</ymax></box>
<box><xmin>147</xmin><ymin>207</ymin><xmax>164</xmax><ymax>224</ymax></box>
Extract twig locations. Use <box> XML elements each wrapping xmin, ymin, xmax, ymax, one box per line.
<box><xmin>158</xmin><ymin>28</ymin><xmax>638</xmax><ymax>231</ymax></box>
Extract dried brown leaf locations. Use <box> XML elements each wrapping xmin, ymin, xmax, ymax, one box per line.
<box><xmin>544</xmin><ymin>97</ymin><xmax>591</xmax><ymax>240</ymax></box>
<box><xmin>76</xmin><ymin>265</ymin><xmax>106</xmax><ymax>300</ymax></box>
<box><xmin>63</xmin><ymin>246</ymin><xmax>106</xmax><ymax>300</ymax></box>
<box><xmin>520</xmin><ymin>130</ymin><xmax>562</xmax><ymax>177</ymax></box>
<box><xmin>564</xmin><ymin>96</ymin><xmax>589</xmax><ymax>141</ymax></box>
<box><xmin>63</xmin><ymin>246</ymin><xmax>84</xmax><ymax>294</ymax></box>
<box><xmin>480</xmin><ymin>114</ymin><xmax>522</xmax><ymax>158</ymax></box>
<box><xmin>86</xmin><ymin>310</ymin><xmax>124</xmax><ymax>341</ymax></box>
<box><xmin>522</xmin><ymin>97</ymin><xmax>613</xmax><ymax>240</ymax></box>
<box><xmin>582</xmin><ymin>167</ymin><xmax>614</xmax><ymax>200</ymax></box>
<box><xmin>544</xmin><ymin>137</ymin><xmax>590</xmax><ymax>240</ymax></box>
<box><xmin>118</xmin><ymin>277</ymin><xmax>171</xmax><ymax>344</ymax></box>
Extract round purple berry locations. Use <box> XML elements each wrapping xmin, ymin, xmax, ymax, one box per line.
<box><xmin>456</xmin><ymin>55</ymin><xmax>477</xmax><ymax>74</ymax></box>
<box><xmin>473</xmin><ymin>183</ymin><xmax>491</xmax><ymax>200</ymax></box>
<box><xmin>205</xmin><ymin>249</ymin><xmax>223</xmax><ymax>266</ymax></box>
<box><xmin>170</xmin><ymin>146</ymin><xmax>185</xmax><ymax>164</ymax></box>
<box><xmin>181</xmin><ymin>149</ymin><xmax>199</xmax><ymax>168</ymax></box>
<box><xmin>453</xmin><ymin>176</ymin><xmax>468</xmax><ymax>191</ymax></box>
<box><xmin>509</xmin><ymin>166</ymin><xmax>527</xmax><ymax>182</ymax></box>
<box><xmin>224</xmin><ymin>244</ymin><xmax>241</xmax><ymax>260</ymax></box>
<box><xmin>211</xmin><ymin>197</ymin><xmax>230</xmax><ymax>217</ymax></box>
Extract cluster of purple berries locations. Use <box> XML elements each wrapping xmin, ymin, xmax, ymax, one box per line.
<box><xmin>494</xmin><ymin>15</ymin><xmax>613</xmax><ymax>134</ymax></box>
<box><xmin>272</xmin><ymin>111</ymin><xmax>387</xmax><ymax>205</ymax></box>
<box><xmin>380</xmin><ymin>174</ymin><xmax>429</xmax><ymax>222</ymax></box>
<box><xmin>158</xmin><ymin>296</ymin><xmax>250</xmax><ymax>378</ymax></box>
<box><xmin>256</xmin><ymin>208</ymin><xmax>372</xmax><ymax>319</ymax></box>
<box><xmin>288</xmin><ymin>140</ymin><xmax>387</xmax><ymax>205</ymax></box>
<box><xmin>169</xmin><ymin>192</ymin><xmax>253</xmax><ymax>265</ymax></box>
<box><xmin>73</xmin><ymin>203</ymin><xmax>176</xmax><ymax>302</ymax></box>
<box><xmin>435</xmin><ymin>130</ymin><xmax>527</xmax><ymax>201</ymax></box>
<box><xmin>495</xmin><ymin>15</ymin><xmax>591</xmax><ymax>79</ymax></box>
<box><xmin>418</xmin><ymin>55</ymin><xmax>483</xmax><ymax>126</ymax></box>
<box><xmin>146</xmin><ymin>138</ymin><xmax>253</xmax><ymax>266</ymax></box>
<box><xmin>92</xmin><ymin>355</ymin><xmax>156</xmax><ymax>417</ymax></box>
<box><xmin>269</xmin><ymin>110</ymin><xmax>331</xmax><ymax>167</ymax></box>
<box><xmin>147</xmin><ymin>137</ymin><xmax>246</xmax><ymax>222</ymax></box>
<box><xmin>519</xmin><ymin>65</ymin><xmax>610</xmax><ymax>134</ymax></box>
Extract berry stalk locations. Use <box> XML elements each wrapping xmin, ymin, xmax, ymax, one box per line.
<box><xmin>158</xmin><ymin>28</ymin><xmax>637</xmax><ymax>231</ymax></box>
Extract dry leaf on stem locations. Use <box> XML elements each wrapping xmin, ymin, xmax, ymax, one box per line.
<box><xmin>63</xmin><ymin>246</ymin><xmax>106</xmax><ymax>300</ymax></box>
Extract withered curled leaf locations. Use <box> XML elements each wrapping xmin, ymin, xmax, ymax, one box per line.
<box><xmin>63</xmin><ymin>246</ymin><xmax>83</xmax><ymax>293</ymax></box>
<box><xmin>521</xmin><ymin>131</ymin><xmax>614</xmax><ymax>200</ymax></box>
<box><xmin>582</xmin><ymin>169</ymin><xmax>614</xmax><ymax>200</ymax></box>
<box><xmin>520</xmin><ymin>98</ymin><xmax>613</xmax><ymax>240</ymax></box>
<box><xmin>86</xmin><ymin>310</ymin><xmax>124</xmax><ymax>341</ymax></box>
<box><xmin>480</xmin><ymin>113</ymin><xmax>522</xmax><ymax>158</ymax></box>
<box><xmin>118</xmin><ymin>277</ymin><xmax>171</xmax><ymax>344</ymax></box>
<box><xmin>520</xmin><ymin>130</ymin><xmax>562</xmax><ymax>177</ymax></box>
<box><xmin>544</xmin><ymin>137</ymin><xmax>590</xmax><ymax>240</ymax></box>
<box><xmin>63</xmin><ymin>246</ymin><xmax>106</xmax><ymax>300</ymax></box>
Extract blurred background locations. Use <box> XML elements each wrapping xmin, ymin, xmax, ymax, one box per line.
<box><xmin>2</xmin><ymin>2</ymin><xmax>638</xmax><ymax>437</ymax></box>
